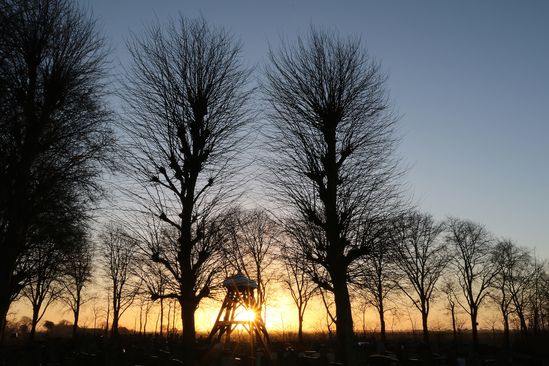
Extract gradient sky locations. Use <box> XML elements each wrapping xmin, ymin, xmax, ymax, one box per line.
<box><xmin>78</xmin><ymin>0</ymin><xmax>549</xmax><ymax>258</ymax></box>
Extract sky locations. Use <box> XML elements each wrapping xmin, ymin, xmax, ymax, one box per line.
<box><xmin>76</xmin><ymin>0</ymin><xmax>549</xmax><ymax>257</ymax></box>
<box><xmin>10</xmin><ymin>0</ymin><xmax>547</xmax><ymax>333</ymax></box>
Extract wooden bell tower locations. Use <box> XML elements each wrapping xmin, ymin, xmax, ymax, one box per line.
<box><xmin>207</xmin><ymin>273</ymin><xmax>270</xmax><ymax>354</ymax></box>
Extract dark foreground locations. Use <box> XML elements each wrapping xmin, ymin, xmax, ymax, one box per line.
<box><xmin>1</xmin><ymin>331</ymin><xmax>549</xmax><ymax>366</ymax></box>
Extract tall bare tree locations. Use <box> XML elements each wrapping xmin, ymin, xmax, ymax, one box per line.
<box><xmin>0</xmin><ymin>0</ymin><xmax>112</xmax><ymax>334</ymax></box>
<box><xmin>264</xmin><ymin>28</ymin><xmax>402</xmax><ymax>364</ymax></box>
<box><xmin>446</xmin><ymin>217</ymin><xmax>498</xmax><ymax>348</ymax></box>
<box><xmin>100</xmin><ymin>225</ymin><xmax>138</xmax><ymax>337</ymax></box>
<box><xmin>120</xmin><ymin>16</ymin><xmax>252</xmax><ymax>351</ymax></box>
<box><xmin>391</xmin><ymin>212</ymin><xmax>448</xmax><ymax>343</ymax></box>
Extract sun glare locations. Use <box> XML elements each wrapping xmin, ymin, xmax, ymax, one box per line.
<box><xmin>235</xmin><ymin>308</ymin><xmax>256</xmax><ymax>322</ymax></box>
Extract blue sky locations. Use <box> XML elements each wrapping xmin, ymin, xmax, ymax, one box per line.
<box><xmin>79</xmin><ymin>0</ymin><xmax>549</xmax><ymax>257</ymax></box>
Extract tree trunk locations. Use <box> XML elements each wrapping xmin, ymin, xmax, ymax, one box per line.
<box><xmin>73</xmin><ymin>306</ymin><xmax>80</xmax><ymax>338</ymax></box>
<box><xmin>181</xmin><ymin>299</ymin><xmax>197</xmax><ymax>364</ymax></box>
<box><xmin>471</xmin><ymin>308</ymin><xmax>479</xmax><ymax>348</ymax></box>
<box><xmin>324</xmin><ymin>121</ymin><xmax>355</xmax><ymax>364</ymax></box>
<box><xmin>143</xmin><ymin>309</ymin><xmax>148</xmax><ymax>334</ymax></box>
<box><xmin>518</xmin><ymin>311</ymin><xmax>528</xmax><ymax>337</ymax></box>
<box><xmin>503</xmin><ymin>312</ymin><xmax>510</xmax><ymax>348</ymax></box>
<box><xmin>181</xmin><ymin>300</ymin><xmax>196</xmax><ymax>342</ymax></box>
<box><xmin>172</xmin><ymin>300</ymin><xmax>177</xmax><ymax>335</ymax></box>
<box><xmin>139</xmin><ymin>303</ymin><xmax>143</xmax><ymax>335</ymax></box>
<box><xmin>451</xmin><ymin>306</ymin><xmax>457</xmax><ymax>342</ymax></box>
<box><xmin>332</xmin><ymin>273</ymin><xmax>356</xmax><ymax>365</ymax></box>
<box><xmin>532</xmin><ymin>304</ymin><xmax>540</xmax><ymax>334</ymax></box>
<box><xmin>30</xmin><ymin>305</ymin><xmax>39</xmax><ymax>342</ymax></box>
<box><xmin>0</xmin><ymin>279</ymin><xmax>11</xmax><ymax>343</ymax></box>
<box><xmin>0</xmin><ymin>242</ymin><xmax>20</xmax><ymax>343</ymax></box>
<box><xmin>378</xmin><ymin>303</ymin><xmax>386</xmax><ymax>344</ymax></box>
<box><xmin>298</xmin><ymin>310</ymin><xmax>304</xmax><ymax>344</ymax></box>
<box><xmin>111</xmin><ymin>307</ymin><xmax>119</xmax><ymax>337</ymax></box>
<box><xmin>0</xmin><ymin>313</ymin><xmax>6</xmax><ymax>345</ymax></box>
<box><xmin>179</xmin><ymin>181</ymin><xmax>197</xmax><ymax>346</ymax></box>
<box><xmin>160</xmin><ymin>297</ymin><xmax>164</xmax><ymax>337</ymax></box>
<box><xmin>104</xmin><ymin>292</ymin><xmax>110</xmax><ymax>335</ymax></box>
<box><xmin>167</xmin><ymin>301</ymin><xmax>171</xmax><ymax>336</ymax></box>
<box><xmin>421</xmin><ymin>308</ymin><xmax>430</xmax><ymax>343</ymax></box>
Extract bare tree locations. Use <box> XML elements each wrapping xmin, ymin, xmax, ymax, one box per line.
<box><xmin>357</xmin><ymin>237</ymin><xmax>400</xmax><ymax>344</ymax></box>
<box><xmin>136</xmin><ymin>296</ymin><xmax>154</xmax><ymax>335</ymax></box>
<box><xmin>446</xmin><ymin>217</ymin><xmax>498</xmax><ymax>347</ymax></box>
<box><xmin>264</xmin><ymin>28</ymin><xmax>402</xmax><ymax>364</ymax></box>
<box><xmin>441</xmin><ymin>279</ymin><xmax>459</xmax><ymax>343</ymax></box>
<box><xmin>90</xmin><ymin>297</ymin><xmax>105</xmax><ymax>335</ymax></box>
<box><xmin>120</xmin><ymin>16</ymin><xmax>251</xmax><ymax>351</ymax></box>
<box><xmin>505</xmin><ymin>246</ymin><xmax>535</xmax><ymax>336</ymax></box>
<box><xmin>0</xmin><ymin>0</ymin><xmax>112</xmax><ymax>335</ymax></box>
<box><xmin>224</xmin><ymin>208</ymin><xmax>279</xmax><ymax>313</ymax></box>
<box><xmin>390</xmin><ymin>212</ymin><xmax>448</xmax><ymax>343</ymax></box>
<box><xmin>100</xmin><ymin>225</ymin><xmax>139</xmax><ymax>337</ymax></box>
<box><xmin>281</xmin><ymin>242</ymin><xmax>316</xmax><ymax>343</ymax></box>
<box><xmin>60</xmin><ymin>237</ymin><xmax>94</xmax><ymax>338</ymax></box>
<box><xmin>528</xmin><ymin>258</ymin><xmax>549</xmax><ymax>332</ymax></box>
<box><xmin>490</xmin><ymin>239</ymin><xmax>527</xmax><ymax>345</ymax></box>
<box><xmin>20</xmin><ymin>239</ymin><xmax>65</xmax><ymax>341</ymax></box>
<box><xmin>129</xmin><ymin>215</ymin><xmax>228</xmax><ymax>339</ymax></box>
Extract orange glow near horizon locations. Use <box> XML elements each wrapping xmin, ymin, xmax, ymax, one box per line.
<box><xmin>8</xmin><ymin>288</ymin><xmax>501</xmax><ymax>335</ymax></box>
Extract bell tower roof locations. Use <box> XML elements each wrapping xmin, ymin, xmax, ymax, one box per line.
<box><xmin>222</xmin><ymin>272</ymin><xmax>258</xmax><ymax>289</ymax></box>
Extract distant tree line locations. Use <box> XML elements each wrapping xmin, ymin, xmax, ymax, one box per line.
<box><xmin>1</xmin><ymin>1</ymin><xmax>549</xmax><ymax>366</ymax></box>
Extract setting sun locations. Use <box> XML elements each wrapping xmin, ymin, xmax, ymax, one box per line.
<box><xmin>234</xmin><ymin>309</ymin><xmax>256</xmax><ymax>323</ymax></box>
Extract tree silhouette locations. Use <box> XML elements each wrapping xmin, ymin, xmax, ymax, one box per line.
<box><xmin>281</xmin><ymin>241</ymin><xmax>317</xmax><ymax>343</ymax></box>
<box><xmin>391</xmin><ymin>212</ymin><xmax>448</xmax><ymax>343</ymax></box>
<box><xmin>20</xmin><ymin>239</ymin><xmax>64</xmax><ymax>341</ymax></box>
<box><xmin>441</xmin><ymin>279</ymin><xmax>459</xmax><ymax>342</ymax></box>
<box><xmin>264</xmin><ymin>28</ymin><xmax>402</xmax><ymax>364</ymax></box>
<box><xmin>99</xmin><ymin>225</ymin><xmax>139</xmax><ymax>337</ymax></box>
<box><xmin>502</xmin><ymin>243</ymin><xmax>535</xmax><ymax>337</ymax></box>
<box><xmin>490</xmin><ymin>239</ymin><xmax>532</xmax><ymax>346</ymax></box>
<box><xmin>120</xmin><ymin>16</ymin><xmax>251</xmax><ymax>352</ymax></box>
<box><xmin>446</xmin><ymin>217</ymin><xmax>497</xmax><ymax>348</ymax></box>
<box><xmin>0</xmin><ymin>0</ymin><xmax>112</xmax><ymax>335</ymax></box>
<box><xmin>60</xmin><ymin>236</ymin><xmax>94</xmax><ymax>338</ymax></box>
<box><xmin>357</xmin><ymin>233</ymin><xmax>400</xmax><ymax>344</ymax></box>
<box><xmin>528</xmin><ymin>258</ymin><xmax>549</xmax><ymax>333</ymax></box>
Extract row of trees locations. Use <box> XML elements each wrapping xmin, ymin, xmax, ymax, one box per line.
<box><xmin>1</xmin><ymin>1</ymin><xmax>548</xmax><ymax>365</ymax></box>
<box><xmin>357</xmin><ymin>215</ymin><xmax>549</xmax><ymax>350</ymax></box>
<box><xmin>7</xmin><ymin>210</ymin><xmax>549</xmax><ymax>346</ymax></box>
<box><xmin>17</xmin><ymin>237</ymin><xmax>93</xmax><ymax>340</ymax></box>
